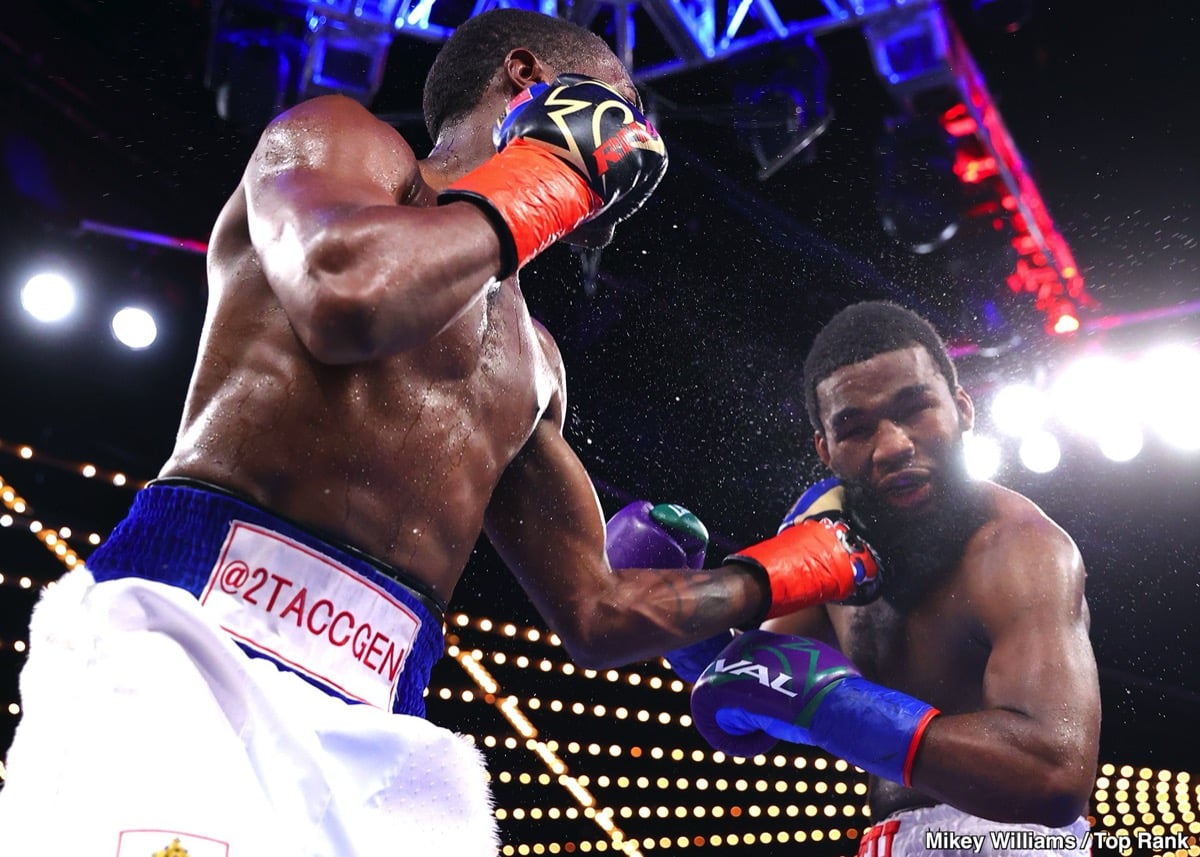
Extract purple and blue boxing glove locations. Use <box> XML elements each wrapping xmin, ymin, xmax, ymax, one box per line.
<box><xmin>604</xmin><ymin>501</ymin><xmax>733</xmax><ymax>683</ymax></box>
<box><xmin>690</xmin><ymin>629</ymin><xmax>939</xmax><ymax>786</ymax></box>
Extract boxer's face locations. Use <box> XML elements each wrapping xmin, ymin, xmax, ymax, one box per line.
<box><xmin>814</xmin><ymin>345</ymin><xmax>974</xmax><ymax>521</ymax></box>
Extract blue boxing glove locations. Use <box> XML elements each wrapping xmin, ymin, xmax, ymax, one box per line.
<box><xmin>690</xmin><ymin>630</ymin><xmax>939</xmax><ymax>786</ymax></box>
<box><xmin>604</xmin><ymin>501</ymin><xmax>732</xmax><ymax>683</ymax></box>
<box><xmin>778</xmin><ymin>476</ymin><xmax>847</xmax><ymax>531</ymax></box>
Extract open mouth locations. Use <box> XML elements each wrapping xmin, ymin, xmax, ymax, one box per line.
<box><xmin>880</xmin><ymin>473</ymin><xmax>933</xmax><ymax>508</ymax></box>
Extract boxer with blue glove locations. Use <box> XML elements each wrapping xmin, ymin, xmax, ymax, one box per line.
<box><xmin>604</xmin><ymin>501</ymin><xmax>732</xmax><ymax>683</ymax></box>
<box><xmin>725</xmin><ymin>302</ymin><xmax>1100</xmax><ymax>854</ymax></box>
<box><xmin>690</xmin><ymin>630</ymin><xmax>939</xmax><ymax>786</ymax></box>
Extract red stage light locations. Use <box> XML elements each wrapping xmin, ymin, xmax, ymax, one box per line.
<box><xmin>1048</xmin><ymin>300</ymin><xmax>1081</xmax><ymax>335</ymax></box>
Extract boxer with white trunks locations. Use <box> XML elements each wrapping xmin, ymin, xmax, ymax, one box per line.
<box><xmin>1</xmin><ymin>480</ymin><xmax>496</xmax><ymax>855</ymax></box>
<box><xmin>0</xmin><ymin>11</ymin><xmax>903</xmax><ymax>855</ymax></box>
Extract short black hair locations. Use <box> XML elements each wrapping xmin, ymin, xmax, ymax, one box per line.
<box><xmin>803</xmin><ymin>300</ymin><xmax>958</xmax><ymax>430</ymax></box>
<box><xmin>422</xmin><ymin>9</ymin><xmax>614</xmax><ymax>141</ymax></box>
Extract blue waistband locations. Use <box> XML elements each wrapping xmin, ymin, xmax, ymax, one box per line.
<box><xmin>85</xmin><ymin>480</ymin><xmax>445</xmax><ymax>717</ymax></box>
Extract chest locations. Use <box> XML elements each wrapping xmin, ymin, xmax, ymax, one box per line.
<box><xmin>828</xmin><ymin>580</ymin><xmax>990</xmax><ymax>709</ymax></box>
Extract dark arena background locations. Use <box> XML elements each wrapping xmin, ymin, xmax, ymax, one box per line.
<box><xmin>1</xmin><ymin>2</ymin><xmax>1198</xmax><ymax>855</ymax></box>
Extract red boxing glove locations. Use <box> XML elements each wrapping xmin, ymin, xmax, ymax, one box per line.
<box><xmin>727</xmin><ymin>514</ymin><xmax>883</xmax><ymax>621</ymax></box>
<box><xmin>439</xmin><ymin>75</ymin><xmax>667</xmax><ymax>278</ymax></box>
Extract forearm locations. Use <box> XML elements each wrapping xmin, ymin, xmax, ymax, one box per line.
<box><xmin>260</xmin><ymin>201</ymin><xmax>503</xmax><ymax>363</ymax></box>
<box><xmin>908</xmin><ymin>711</ymin><xmax>1093</xmax><ymax>827</ymax></box>
<box><xmin>558</xmin><ymin>564</ymin><xmax>766</xmax><ymax>669</ymax></box>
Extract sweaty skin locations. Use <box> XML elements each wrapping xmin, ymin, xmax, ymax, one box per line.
<box><xmin>160</xmin><ymin>50</ymin><xmax>766</xmax><ymax>668</ymax></box>
<box><xmin>765</xmin><ymin>347</ymin><xmax>1100</xmax><ymax>828</ymax></box>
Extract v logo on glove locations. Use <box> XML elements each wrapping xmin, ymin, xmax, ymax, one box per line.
<box><xmin>709</xmin><ymin>658</ymin><xmax>799</xmax><ymax>698</ymax></box>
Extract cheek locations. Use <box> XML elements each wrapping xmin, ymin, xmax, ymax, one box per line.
<box><xmin>920</xmin><ymin>416</ymin><xmax>963</xmax><ymax>459</ymax></box>
<box><xmin>825</xmin><ymin>444</ymin><xmax>871</xmax><ymax>479</ymax></box>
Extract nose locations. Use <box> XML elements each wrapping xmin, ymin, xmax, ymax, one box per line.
<box><xmin>872</xmin><ymin>419</ymin><xmax>915</xmax><ymax>468</ymax></box>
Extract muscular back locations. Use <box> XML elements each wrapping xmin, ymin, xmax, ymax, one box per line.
<box><xmin>160</xmin><ymin>97</ymin><xmax>561</xmax><ymax>603</ymax></box>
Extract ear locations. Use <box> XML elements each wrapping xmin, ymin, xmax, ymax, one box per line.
<box><xmin>814</xmin><ymin>430</ymin><xmax>832</xmax><ymax>468</ymax></box>
<box><xmin>954</xmin><ymin>385</ymin><xmax>975</xmax><ymax>432</ymax></box>
<box><xmin>500</xmin><ymin>48</ymin><xmax>548</xmax><ymax>93</ymax></box>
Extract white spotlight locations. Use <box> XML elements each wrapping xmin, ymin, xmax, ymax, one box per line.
<box><xmin>1018</xmin><ymin>430</ymin><xmax>1061</xmax><ymax>474</ymax></box>
<box><xmin>20</xmin><ymin>272</ymin><xmax>77</xmax><ymax>323</ymax></box>
<box><xmin>111</xmin><ymin>306</ymin><xmax>158</xmax><ymax>349</ymax></box>
<box><xmin>1140</xmin><ymin>343</ymin><xmax>1200</xmax><ymax>387</ymax></box>
<box><xmin>963</xmin><ymin>431</ymin><xmax>1003</xmax><ymax>480</ymax></box>
<box><xmin>1097</xmin><ymin>421</ymin><xmax>1143</xmax><ymax>463</ymax></box>
<box><xmin>1139</xmin><ymin>344</ymin><xmax>1200</xmax><ymax>451</ymax></box>
<box><xmin>1050</xmin><ymin>355</ymin><xmax>1134</xmax><ymax>439</ymax></box>
<box><xmin>1155</xmin><ymin>409</ymin><xmax>1200</xmax><ymax>452</ymax></box>
<box><xmin>989</xmin><ymin>383</ymin><xmax>1048</xmax><ymax>437</ymax></box>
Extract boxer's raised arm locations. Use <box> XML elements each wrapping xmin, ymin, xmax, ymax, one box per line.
<box><xmin>244</xmin><ymin>95</ymin><xmax>503</xmax><ymax>364</ymax></box>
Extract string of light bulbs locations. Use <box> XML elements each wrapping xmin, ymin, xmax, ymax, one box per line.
<box><xmin>3</xmin><ymin>441</ymin><xmax>1199</xmax><ymax>853</ymax></box>
<box><xmin>0</xmin><ymin>447</ymin><xmax>647</xmax><ymax>854</ymax></box>
<box><xmin>0</xmin><ymin>474</ymin><xmax>85</xmax><ymax>572</ymax></box>
<box><xmin>0</xmin><ymin>439</ymin><xmax>143</xmax><ymax>491</ymax></box>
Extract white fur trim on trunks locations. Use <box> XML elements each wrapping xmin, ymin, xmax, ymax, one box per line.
<box><xmin>0</xmin><ymin>568</ymin><xmax>499</xmax><ymax>856</ymax></box>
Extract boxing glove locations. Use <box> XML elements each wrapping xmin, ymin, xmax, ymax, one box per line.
<box><xmin>727</xmin><ymin>476</ymin><xmax>883</xmax><ymax>623</ymax></box>
<box><xmin>778</xmin><ymin>476</ymin><xmax>850</xmax><ymax>530</ymax></box>
<box><xmin>604</xmin><ymin>501</ymin><xmax>731</xmax><ymax>683</ymax></box>
<box><xmin>690</xmin><ymin>630</ymin><xmax>938</xmax><ymax>786</ymax></box>
<box><xmin>440</xmin><ymin>75</ymin><xmax>667</xmax><ymax>278</ymax></box>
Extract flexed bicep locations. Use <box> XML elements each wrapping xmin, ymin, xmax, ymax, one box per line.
<box><xmin>908</xmin><ymin>511</ymin><xmax>1101</xmax><ymax>826</ymax></box>
<box><xmin>975</xmin><ymin>518</ymin><xmax>1100</xmax><ymax>782</ymax></box>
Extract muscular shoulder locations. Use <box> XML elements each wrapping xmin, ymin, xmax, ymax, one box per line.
<box><xmin>964</xmin><ymin>483</ymin><xmax>1086</xmax><ymax>609</ymax></box>
<box><xmin>976</xmin><ymin>483</ymin><xmax>1079</xmax><ymax>560</ymax></box>
<box><xmin>249</xmin><ymin>94</ymin><xmax>422</xmax><ymax>199</ymax></box>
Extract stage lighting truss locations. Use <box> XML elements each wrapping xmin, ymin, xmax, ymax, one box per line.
<box><xmin>204</xmin><ymin>0</ymin><xmax>1094</xmax><ymax>336</ymax></box>
<box><xmin>397</xmin><ymin>0</ymin><xmax>961</xmax><ymax>81</ymax></box>
<box><xmin>209</xmin><ymin>0</ymin><xmax>967</xmax><ymax>107</ymax></box>
<box><xmin>207</xmin><ymin>0</ymin><xmax>410</xmax><ymax>129</ymax></box>
<box><xmin>861</xmin><ymin>1</ymin><xmax>1097</xmax><ymax>335</ymax></box>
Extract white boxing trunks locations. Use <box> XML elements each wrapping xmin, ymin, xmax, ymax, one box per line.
<box><xmin>0</xmin><ymin>480</ymin><xmax>499</xmax><ymax>856</ymax></box>
<box><xmin>856</xmin><ymin>803</ymin><xmax>1092</xmax><ymax>857</ymax></box>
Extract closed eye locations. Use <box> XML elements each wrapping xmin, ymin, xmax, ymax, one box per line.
<box><xmin>893</xmin><ymin>396</ymin><xmax>938</xmax><ymax>424</ymax></box>
<box><xmin>835</xmin><ymin>422</ymin><xmax>871</xmax><ymax>442</ymax></box>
